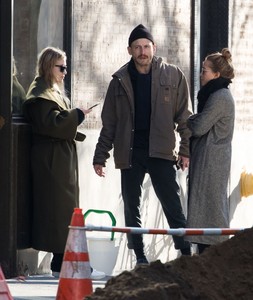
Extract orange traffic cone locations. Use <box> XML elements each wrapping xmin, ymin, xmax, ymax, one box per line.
<box><xmin>56</xmin><ymin>208</ymin><xmax>93</xmax><ymax>300</ymax></box>
<box><xmin>0</xmin><ymin>266</ymin><xmax>13</xmax><ymax>300</ymax></box>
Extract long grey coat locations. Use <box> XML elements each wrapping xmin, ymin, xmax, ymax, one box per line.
<box><xmin>186</xmin><ymin>88</ymin><xmax>235</xmax><ymax>245</ymax></box>
<box><xmin>23</xmin><ymin>77</ymin><xmax>85</xmax><ymax>253</ymax></box>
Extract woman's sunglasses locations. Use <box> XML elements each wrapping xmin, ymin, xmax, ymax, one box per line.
<box><xmin>55</xmin><ymin>65</ymin><xmax>67</xmax><ymax>73</ymax></box>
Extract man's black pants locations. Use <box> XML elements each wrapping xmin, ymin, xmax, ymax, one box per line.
<box><xmin>121</xmin><ymin>148</ymin><xmax>189</xmax><ymax>251</ymax></box>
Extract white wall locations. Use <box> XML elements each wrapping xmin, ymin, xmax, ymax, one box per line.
<box><xmin>229</xmin><ymin>131</ymin><xmax>253</xmax><ymax>228</ymax></box>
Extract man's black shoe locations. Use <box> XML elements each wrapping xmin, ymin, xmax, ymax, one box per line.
<box><xmin>180</xmin><ymin>247</ymin><xmax>191</xmax><ymax>256</ymax></box>
<box><xmin>136</xmin><ymin>257</ymin><xmax>149</xmax><ymax>265</ymax></box>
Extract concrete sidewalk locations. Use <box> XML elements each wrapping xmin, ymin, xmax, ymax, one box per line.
<box><xmin>7</xmin><ymin>274</ymin><xmax>109</xmax><ymax>300</ymax></box>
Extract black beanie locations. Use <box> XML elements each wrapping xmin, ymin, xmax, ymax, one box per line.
<box><xmin>128</xmin><ymin>24</ymin><xmax>154</xmax><ymax>46</ymax></box>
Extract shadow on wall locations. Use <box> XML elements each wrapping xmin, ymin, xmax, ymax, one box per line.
<box><xmin>140</xmin><ymin>177</ymin><xmax>176</xmax><ymax>263</ymax></box>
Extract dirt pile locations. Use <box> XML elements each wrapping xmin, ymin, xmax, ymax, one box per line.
<box><xmin>86</xmin><ymin>228</ymin><xmax>253</xmax><ymax>300</ymax></box>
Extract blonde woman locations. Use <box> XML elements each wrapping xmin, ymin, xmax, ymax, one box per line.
<box><xmin>23</xmin><ymin>47</ymin><xmax>104</xmax><ymax>279</ymax></box>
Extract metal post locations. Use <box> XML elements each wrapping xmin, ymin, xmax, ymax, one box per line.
<box><xmin>200</xmin><ymin>0</ymin><xmax>229</xmax><ymax>63</ymax></box>
<box><xmin>0</xmin><ymin>0</ymin><xmax>17</xmax><ymax>278</ymax></box>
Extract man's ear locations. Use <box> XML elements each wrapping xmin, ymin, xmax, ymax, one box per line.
<box><xmin>153</xmin><ymin>43</ymin><xmax>157</xmax><ymax>54</ymax></box>
<box><xmin>127</xmin><ymin>46</ymin><xmax>132</xmax><ymax>55</ymax></box>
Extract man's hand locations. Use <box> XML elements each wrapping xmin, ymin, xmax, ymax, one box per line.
<box><xmin>177</xmin><ymin>156</ymin><xmax>189</xmax><ymax>171</ymax></box>
<box><xmin>93</xmin><ymin>164</ymin><xmax>105</xmax><ymax>177</ymax></box>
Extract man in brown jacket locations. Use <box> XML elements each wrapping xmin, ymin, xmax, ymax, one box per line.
<box><xmin>93</xmin><ymin>24</ymin><xmax>193</xmax><ymax>264</ymax></box>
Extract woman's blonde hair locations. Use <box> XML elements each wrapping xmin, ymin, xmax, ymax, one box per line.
<box><xmin>36</xmin><ymin>47</ymin><xmax>66</xmax><ymax>87</ymax></box>
<box><xmin>206</xmin><ymin>48</ymin><xmax>235</xmax><ymax>79</ymax></box>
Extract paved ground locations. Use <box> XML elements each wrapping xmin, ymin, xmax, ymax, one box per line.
<box><xmin>6</xmin><ymin>274</ymin><xmax>109</xmax><ymax>300</ymax></box>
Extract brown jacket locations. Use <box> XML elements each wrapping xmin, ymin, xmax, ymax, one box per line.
<box><xmin>94</xmin><ymin>56</ymin><xmax>192</xmax><ymax>169</ymax></box>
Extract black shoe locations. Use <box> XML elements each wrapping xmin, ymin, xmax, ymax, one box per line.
<box><xmin>136</xmin><ymin>257</ymin><xmax>149</xmax><ymax>265</ymax></box>
<box><xmin>197</xmin><ymin>243</ymin><xmax>210</xmax><ymax>254</ymax></box>
<box><xmin>51</xmin><ymin>253</ymin><xmax>64</xmax><ymax>273</ymax></box>
<box><xmin>180</xmin><ymin>247</ymin><xmax>191</xmax><ymax>256</ymax></box>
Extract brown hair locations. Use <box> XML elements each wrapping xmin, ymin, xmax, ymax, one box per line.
<box><xmin>36</xmin><ymin>47</ymin><xmax>66</xmax><ymax>87</ymax></box>
<box><xmin>206</xmin><ymin>48</ymin><xmax>235</xmax><ymax>79</ymax></box>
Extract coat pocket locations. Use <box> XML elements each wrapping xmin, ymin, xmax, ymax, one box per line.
<box><xmin>160</xmin><ymin>81</ymin><xmax>177</xmax><ymax>104</ymax></box>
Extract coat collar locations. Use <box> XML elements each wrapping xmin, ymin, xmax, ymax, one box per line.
<box><xmin>26</xmin><ymin>76</ymin><xmax>69</xmax><ymax>110</ymax></box>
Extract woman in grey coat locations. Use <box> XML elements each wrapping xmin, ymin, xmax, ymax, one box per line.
<box><xmin>186</xmin><ymin>48</ymin><xmax>235</xmax><ymax>254</ymax></box>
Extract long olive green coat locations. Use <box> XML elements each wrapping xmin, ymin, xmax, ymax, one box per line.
<box><xmin>23</xmin><ymin>77</ymin><xmax>85</xmax><ymax>253</ymax></box>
